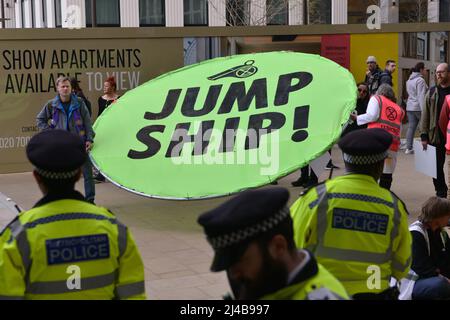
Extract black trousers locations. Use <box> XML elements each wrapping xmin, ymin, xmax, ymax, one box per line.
<box><xmin>432</xmin><ymin>143</ymin><xmax>447</xmax><ymax>198</ymax></box>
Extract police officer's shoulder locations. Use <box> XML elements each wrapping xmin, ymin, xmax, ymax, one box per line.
<box><xmin>0</xmin><ymin>216</ymin><xmax>19</xmax><ymax>238</ymax></box>
<box><xmin>299</xmin><ymin>181</ymin><xmax>326</xmax><ymax>197</ymax></box>
<box><xmin>390</xmin><ymin>191</ymin><xmax>410</xmax><ymax>216</ymax></box>
<box><xmin>106</xmin><ymin>208</ymin><xmax>118</xmax><ymax>218</ymax></box>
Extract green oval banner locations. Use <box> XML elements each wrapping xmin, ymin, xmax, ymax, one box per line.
<box><xmin>91</xmin><ymin>51</ymin><xmax>356</xmax><ymax>199</ymax></box>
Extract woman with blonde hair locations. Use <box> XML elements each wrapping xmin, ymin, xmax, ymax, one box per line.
<box><xmin>409</xmin><ymin>196</ymin><xmax>450</xmax><ymax>299</ymax></box>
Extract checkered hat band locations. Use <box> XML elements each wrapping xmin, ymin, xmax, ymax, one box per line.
<box><xmin>35</xmin><ymin>167</ymin><xmax>79</xmax><ymax>180</ymax></box>
<box><xmin>343</xmin><ymin>151</ymin><xmax>388</xmax><ymax>165</ymax></box>
<box><xmin>208</xmin><ymin>206</ymin><xmax>290</xmax><ymax>250</ymax></box>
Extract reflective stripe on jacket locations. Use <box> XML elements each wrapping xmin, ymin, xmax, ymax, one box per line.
<box><xmin>368</xmin><ymin>95</ymin><xmax>404</xmax><ymax>151</ymax></box>
<box><xmin>0</xmin><ymin>199</ymin><xmax>146</xmax><ymax>300</ymax></box>
<box><xmin>290</xmin><ymin>174</ymin><xmax>412</xmax><ymax>296</ymax></box>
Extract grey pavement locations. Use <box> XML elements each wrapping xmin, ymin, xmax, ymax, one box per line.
<box><xmin>0</xmin><ymin>143</ymin><xmax>443</xmax><ymax>299</ymax></box>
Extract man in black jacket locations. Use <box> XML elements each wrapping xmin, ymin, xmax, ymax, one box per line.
<box><xmin>364</xmin><ymin>56</ymin><xmax>382</xmax><ymax>95</ymax></box>
<box><xmin>379</xmin><ymin>60</ymin><xmax>396</xmax><ymax>87</ymax></box>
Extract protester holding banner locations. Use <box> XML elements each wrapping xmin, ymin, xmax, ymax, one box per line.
<box><xmin>0</xmin><ymin>130</ymin><xmax>146</xmax><ymax>300</ymax></box>
<box><xmin>36</xmin><ymin>76</ymin><xmax>96</xmax><ymax>203</ymax></box>
<box><xmin>290</xmin><ymin>128</ymin><xmax>411</xmax><ymax>299</ymax></box>
<box><xmin>198</xmin><ymin>188</ymin><xmax>349</xmax><ymax>300</ymax></box>
<box><xmin>351</xmin><ymin>84</ymin><xmax>404</xmax><ymax>190</ymax></box>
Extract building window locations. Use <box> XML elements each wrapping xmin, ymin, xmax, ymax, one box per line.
<box><xmin>347</xmin><ymin>0</ymin><xmax>379</xmax><ymax>24</ymax></box>
<box><xmin>86</xmin><ymin>0</ymin><xmax>120</xmax><ymax>27</ymax></box>
<box><xmin>31</xmin><ymin>0</ymin><xmax>35</xmax><ymax>27</ymax></box>
<box><xmin>307</xmin><ymin>0</ymin><xmax>331</xmax><ymax>24</ymax></box>
<box><xmin>399</xmin><ymin>0</ymin><xmax>428</xmax><ymax>23</ymax></box>
<box><xmin>42</xmin><ymin>0</ymin><xmax>47</xmax><ymax>27</ymax></box>
<box><xmin>440</xmin><ymin>0</ymin><xmax>450</xmax><ymax>22</ymax></box>
<box><xmin>139</xmin><ymin>0</ymin><xmax>165</xmax><ymax>26</ymax></box>
<box><xmin>266</xmin><ymin>0</ymin><xmax>288</xmax><ymax>25</ymax></box>
<box><xmin>436</xmin><ymin>32</ymin><xmax>449</xmax><ymax>62</ymax></box>
<box><xmin>21</xmin><ymin>0</ymin><xmax>25</xmax><ymax>27</ymax></box>
<box><xmin>184</xmin><ymin>0</ymin><xmax>208</xmax><ymax>26</ymax></box>
<box><xmin>226</xmin><ymin>0</ymin><xmax>250</xmax><ymax>26</ymax></box>
<box><xmin>403</xmin><ymin>32</ymin><xmax>429</xmax><ymax>60</ymax></box>
<box><xmin>55</xmin><ymin>0</ymin><xmax>62</xmax><ymax>27</ymax></box>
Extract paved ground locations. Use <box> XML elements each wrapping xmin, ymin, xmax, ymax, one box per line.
<box><xmin>0</xmin><ymin>142</ymin><xmax>443</xmax><ymax>300</ymax></box>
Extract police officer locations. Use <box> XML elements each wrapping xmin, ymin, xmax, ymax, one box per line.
<box><xmin>198</xmin><ymin>188</ymin><xmax>349</xmax><ymax>300</ymax></box>
<box><xmin>290</xmin><ymin>128</ymin><xmax>412</xmax><ymax>299</ymax></box>
<box><xmin>0</xmin><ymin>130</ymin><xmax>146</xmax><ymax>300</ymax></box>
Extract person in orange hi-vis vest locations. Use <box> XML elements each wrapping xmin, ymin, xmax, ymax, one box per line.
<box><xmin>350</xmin><ymin>84</ymin><xmax>405</xmax><ymax>190</ymax></box>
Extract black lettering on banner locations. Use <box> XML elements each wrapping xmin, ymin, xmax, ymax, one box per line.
<box><xmin>291</xmin><ymin>105</ymin><xmax>310</xmax><ymax>143</ymax></box>
<box><xmin>218</xmin><ymin>78</ymin><xmax>268</xmax><ymax>114</ymax></box>
<box><xmin>34</xmin><ymin>50</ymin><xmax>46</xmax><ymax>69</ymax></box>
<box><xmin>133</xmin><ymin>49</ymin><xmax>142</xmax><ymax>68</ymax></box>
<box><xmin>245</xmin><ymin>112</ymin><xmax>285</xmax><ymax>150</ymax></box>
<box><xmin>48</xmin><ymin>74</ymin><xmax>56</xmax><ymax>92</ymax></box>
<box><xmin>219</xmin><ymin>117</ymin><xmax>240</xmax><ymax>153</ymax></box>
<box><xmin>12</xmin><ymin>51</ymin><xmax>21</xmax><ymax>70</ymax></box>
<box><xmin>22</xmin><ymin>50</ymin><xmax>32</xmax><ymax>69</ymax></box>
<box><xmin>60</xmin><ymin>50</ymin><xmax>69</xmax><ymax>68</ymax></box>
<box><xmin>80</xmin><ymin>50</ymin><xmax>88</xmax><ymax>69</ymax></box>
<box><xmin>145</xmin><ymin>89</ymin><xmax>182</xmax><ymax>120</ymax></box>
<box><xmin>5</xmin><ymin>74</ymin><xmax>15</xmax><ymax>93</ymax></box>
<box><xmin>51</xmin><ymin>50</ymin><xmax>60</xmax><ymax>69</ymax></box>
<box><xmin>98</xmin><ymin>50</ymin><xmax>107</xmax><ymax>68</ymax></box>
<box><xmin>117</xmin><ymin>49</ymin><xmax>125</xmax><ymax>68</ymax></box>
<box><xmin>2</xmin><ymin>50</ymin><xmax>12</xmax><ymax>70</ymax></box>
<box><xmin>181</xmin><ymin>85</ymin><xmax>222</xmax><ymax>117</ymax></box>
<box><xmin>127</xmin><ymin>125</ymin><xmax>165</xmax><ymax>159</ymax></box>
<box><xmin>88</xmin><ymin>49</ymin><xmax>96</xmax><ymax>68</ymax></box>
<box><xmin>108</xmin><ymin>49</ymin><xmax>115</xmax><ymax>68</ymax></box>
<box><xmin>70</xmin><ymin>50</ymin><xmax>79</xmax><ymax>68</ymax></box>
<box><xmin>25</xmin><ymin>74</ymin><xmax>34</xmax><ymax>92</ymax></box>
<box><xmin>165</xmin><ymin>121</ymin><xmax>215</xmax><ymax>158</ymax></box>
<box><xmin>274</xmin><ymin>72</ymin><xmax>313</xmax><ymax>106</ymax></box>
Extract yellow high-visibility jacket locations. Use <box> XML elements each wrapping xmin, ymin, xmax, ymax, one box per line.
<box><xmin>290</xmin><ymin>174</ymin><xmax>412</xmax><ymax>296</ymax></box>
<box><xmin>261</xmin><ymin>254</ymin><xmax>349</xmax><ymax>300</ymax></box>
<box><xmin>0</xmin><ymin>196</ymin><xmax>146</xmax><ymax>300</ymax></box>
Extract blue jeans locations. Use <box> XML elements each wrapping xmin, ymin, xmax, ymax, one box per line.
<box><xmin>406</xmin><ymin>111</ymin><xmax>421</xmax><ymax>150</ymax></box>
<box><xmin>412</xmin><ymin>276</ymin><xmax>450</xmax><ymax>300</ymax></box>
<box><xmin>82</xmin><ymin>159</ymin><xmax>95</xmax><ymax>202</ymax></box>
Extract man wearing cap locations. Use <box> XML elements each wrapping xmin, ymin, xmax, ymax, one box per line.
<box><xmin>0</xmin><ymin>130</ymin><xmax>146</xmax><ymax>300</ymax></box>
<box><xmin>198</xmin><ymin>188</ymin><xmax>349</xmax><ymax>300</ymax></box>
<box><xmin>37</xmin><ymin>76</ymin><xmax>96</xmax><ymax>203</ymax></box>
<box><xmin>365</xmin><ymin>56</ymin><xmax>382</xmax><ymax>95</ymax></box>
<box><xmin>290</xmin><ymin>128</ymin><xmax>411</xmax><ymax>299</ymax></box>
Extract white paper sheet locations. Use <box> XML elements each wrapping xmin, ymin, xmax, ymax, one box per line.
<box><xmin>414</xmin><ymin>141</ymin><xmax>437</xmax><ymax>179</ymax></box>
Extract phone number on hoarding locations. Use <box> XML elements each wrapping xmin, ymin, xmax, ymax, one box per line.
<box><xmin>0</xmin><ymin>136</ymin><xmax>32</xmax><ymax>149</ymax></box>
